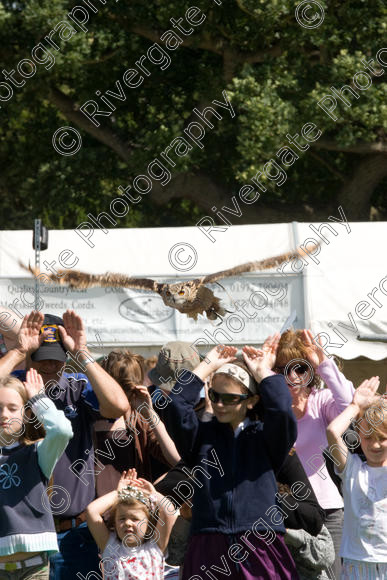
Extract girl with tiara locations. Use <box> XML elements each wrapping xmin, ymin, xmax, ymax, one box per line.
<box><xmin>86</xmin><ymin>468</ymin><xmax>177</xmax><ymax>580</ymax></box>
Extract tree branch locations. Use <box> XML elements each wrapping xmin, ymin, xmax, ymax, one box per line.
<box><xmin>83</xmin><ymin>50</ymin><xmax>120</xmax><ymax>65</ymax></box>
<box><xmin>150</xmin><ymin>171</ymin><xmax>336</xmax><ymax>223</ymax></box>
<box><xmin>130</xmin><ymin>24</ymin><xmax>281</xmax><ymax>65</ymax></box>
<box><xmin>338</xmin><ymin>154</ymin><xmax>387</xmax><ymax>219</ymax></box>
<box><xmin>312</xmin><ymin>139</ymin><xmax>387</xmax><ymax>154</ymax></box>
<box><xmin>235</xmin><ymin>0</ymin><xmax>256</xmax><ymax>17</ymax></box>
<box><xmin>242</xmin><ymin>44</ymin><xmax>282</xmax><ymax>63</ymax></box>
<box><xmin>48</xmin><ymin>87</ymin><xmax>132</xmax><ymax>162</ymax></box>
<box><xmin>308</xmin><ymin>150</ymin><xmax>346</xmax><ymax>181</ymax></box>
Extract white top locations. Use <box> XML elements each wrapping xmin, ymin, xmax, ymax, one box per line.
<box><xmin>233</xmin><ymin>417</ymin><xmax>253</xmax><ymax>437</ymax></box>
<box><xmin>102</xmin><ymin>533</ymin><xmax>164</xmax><ymax>580</ymax></box>
<box><xmin>336</xmin><ymin>452</ymin><xmax>387</xmax><ymax>562</ymax></box>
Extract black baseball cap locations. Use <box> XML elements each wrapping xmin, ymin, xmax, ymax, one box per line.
<box><xmin>30</xmin><ymin>314</ymin><xmax>67</xmax><ymax>362</ymax></box>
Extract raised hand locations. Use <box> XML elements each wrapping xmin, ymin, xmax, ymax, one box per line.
<box><xmin>24</xmin><ymin>368</ymin><xmax>45</xmax><ymax>399</ymax></box>
<box><xmin>203</xmin><ymin>378</ymin><xmax>213</xmax><ymax>414</ymax></box>
<box><xmin>352</xmin><ymin>376</ymin><xmax>380</xmax><ymax>412</ymax></box>
<box><xmin>129</xmin><ymin>385</ymin><xmax>153</xmax><ymax>414</ymax></box>
<box><xmin>15</xmin><ymin>311</ymin><xmax>45</xmax><ymax>356</ymax></box>
<box><xmin>204</xmin><ymin>344</ymin><xmax>238</xmax><ymax>370</ymax></box>
<box><xmin>117</xmin><ymin>468</ymin><xmax>138</xmax><ymax>492</ymax></box>
<box><xmin>136</xmin><ymin>477</ymin><xmax>156</xmax><ymax>495</ymax></box>
<box><xmin>261</xmin><ymin>333</ymin><xmax>281</xmax><ymax>370</ymax></box>
<box><xmin>58</xmin><ymin>310</ymin><xmax>87</xmax><ymax>355</ymax></box>
<box><xmin>130</xmin><ymin>385</ymin><xmax>152</xmax><ymax>408</ymax></box>
<box><xmin>193</xmin><ymin>345</ymin><xmax>237</xmax><ymax>381</ymax></box>
<box><xmin>242</xmin><ymin>346</ymin><xmax>267</xmax><ymax>383</ymax></box>
<box><xmin>302</xmin><ymin>329</ymin><xmax>327</xmax><ymax>368</ymax></box>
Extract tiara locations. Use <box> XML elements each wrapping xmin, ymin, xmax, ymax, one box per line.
<box><xmin>117</xmin><ymin>485</ymin><xmax>157</xmax><ymax>513</ymax></box>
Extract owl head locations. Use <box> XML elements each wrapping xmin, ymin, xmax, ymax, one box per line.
<box><xmin>159</xmin><ymin>281</ymin><xmax>226</xmax><ymax>320</ymax></box>
<box><xmin>160</xmin><ymin>281</ymin><xmax>199</xmax><ymax>311</ymax></box>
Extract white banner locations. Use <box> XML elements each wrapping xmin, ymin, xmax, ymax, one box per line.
<box><xmin>0</xmin><ymin>275</ymin><xmax>303</xmax><ymax>347</ymax></box>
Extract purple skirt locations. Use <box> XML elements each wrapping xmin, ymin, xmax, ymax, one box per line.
<box><xmin>182</xmin><ymin>531</ymin><xmax>299</xmax><ymax>580</ymax></box>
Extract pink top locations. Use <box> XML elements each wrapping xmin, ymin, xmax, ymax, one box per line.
<box><xmin>294</xmin><ymin>358</ymin><xmax>354</xmax><ymax>510</ymax></box>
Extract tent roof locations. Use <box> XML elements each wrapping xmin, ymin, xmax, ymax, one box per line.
<box><xmin>1</xmin><ymin>222</ymin><xmax>386</xmax><ymax>360</ymax></box>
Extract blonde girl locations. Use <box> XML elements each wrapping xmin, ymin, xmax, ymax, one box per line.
<box><xmin>0</xmin><ymin>370</ymin><xmax>72</xmax><ymax>579</ymax></box>
<box><xmin>327</xmin><ymin>377</ymin><xmax>387</xmax><ymax>579</ymax></box>
<box><xmin>86</xmin><ymin>468</ymin><xmax>177</xmax><ymax>580</ymax></box>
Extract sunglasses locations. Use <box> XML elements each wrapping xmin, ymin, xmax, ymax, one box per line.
<box><xmin>208</xmin><ymin>388</ymin><xmax>251</xmax><ymax>406</ymax></box>
<box><xmin>274</xmin><ymin>363</ymin><xmax>310</xmax><ymax>376</ymax></box>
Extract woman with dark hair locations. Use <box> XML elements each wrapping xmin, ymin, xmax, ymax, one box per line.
<box><xmin>274</xmin><ymin>329</ymin><xmax>354</xmax><ymax>579</ymax></box>
<box><xmin>93</xmin><ymin>350</ymin><xmax>180</xmax><ymax>496</ymax></box>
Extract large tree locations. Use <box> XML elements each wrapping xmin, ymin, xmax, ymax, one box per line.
<box><xmin>0</xmin><ymin>0</ymin><xmax>386</xmax><ymax>229</ymax></box>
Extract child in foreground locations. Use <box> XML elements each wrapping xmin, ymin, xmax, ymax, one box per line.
<box><xmin>326</xmin><ymin>377</ymin><xmax>387</xmax><ymax>579</ymax></box>
<box><xmin>166</xmin><ymin>337</ymin><xmax>299</xmax><ymax>579</ymax></box>
<box><xmin>0</xmin><ymin>370</ymin><xmax>73</xmax><ymax>579</ymax></box>
<box><xmin>86</xmin><ymin>468</ymin><xmax>177</xmax><ymax>579</ymax></box>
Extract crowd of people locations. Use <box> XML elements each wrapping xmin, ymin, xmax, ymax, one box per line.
<box><xmin>0</xmin><ymin>308</ymin><xmax>386</xmax><ymax>580</ymax></box>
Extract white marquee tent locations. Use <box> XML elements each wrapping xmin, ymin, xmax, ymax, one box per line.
<box><xmin>1</xmin><ymin>221</ymin><xmax>387</xmax><ymax>385</ymax></box>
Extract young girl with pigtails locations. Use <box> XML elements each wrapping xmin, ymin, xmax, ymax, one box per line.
<box><xmin>166</xmin><ymin>335</ymin><xmax>300</xmax><ymax>579</ymax></box>
<box><xmin>86</xmin><ymin>468</ymin><xmax>177</xmax><ymax>580</ymax></box>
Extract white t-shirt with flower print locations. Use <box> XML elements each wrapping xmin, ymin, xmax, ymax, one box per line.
<box><xmin>102</xmin><ymin>533</ymin><xmax>164</xmax><ymax>580</ymax></box>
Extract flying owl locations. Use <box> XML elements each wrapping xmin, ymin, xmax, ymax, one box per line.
<box><xmin>22</xmin><ymin>245</ymin><xmax>316</xmax><ymax>320</ymax></box>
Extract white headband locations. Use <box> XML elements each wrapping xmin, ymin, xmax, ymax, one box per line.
<box><xmin>213</xmin><ymin>363</ymin><xmax>257</xmax><ymax>394</ymax></box>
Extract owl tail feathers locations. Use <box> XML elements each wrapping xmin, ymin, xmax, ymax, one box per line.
<box><xmin>183</xmin><ymin>293</ymin><xmax>226</xmax><ymax>321</ymax></box>
<box><xmin>206</xmin><ymin>296</ymin><xmax>226</xmax><ymax>321</ymax></box>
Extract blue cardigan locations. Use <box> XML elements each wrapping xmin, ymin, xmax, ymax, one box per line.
<box><xmin>167</xmin><ymin>371</ymin><xmax>298</xmax><ymax>536</ymax></box>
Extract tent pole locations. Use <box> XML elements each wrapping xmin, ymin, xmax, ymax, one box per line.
<box><xmin>34</xmin><ymin>219</ymin><xmax>41</xmax><ymax>310</ymax></box>
<box><xmin>291</xmin><ymin>221</ymin><xmax>309</xmax><ymax>329</ymax></box>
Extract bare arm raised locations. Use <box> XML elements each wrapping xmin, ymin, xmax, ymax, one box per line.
<box><xmin>58</xmin><ymin>310</ymin><xmax>128</xmax><ymax>418</ymax></box>
<box><xmin>326</xmin><ymin>376</ymin><xmax>380</xmax><ymax>472</ymax></box>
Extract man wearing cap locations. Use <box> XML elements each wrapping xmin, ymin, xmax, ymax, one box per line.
<box><xmin>1</xmin><ymin>309</ymin><xmax>129</xmax><ymax>580</ymax></box>
<box><xmin>148</xmin><ymin>341</ymin><xmax>201</xmax><ymax>393</ymax></box>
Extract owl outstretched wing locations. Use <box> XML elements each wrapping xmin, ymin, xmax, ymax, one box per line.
<box><xmin>20</xmin><ymin>263</ymin><xmax>163</xmax><ymax>293</ymax></box>
<box><xmin>200</xmin><ymin>245</ymin><xmax>318</xmax><ymax>285</ymax></box>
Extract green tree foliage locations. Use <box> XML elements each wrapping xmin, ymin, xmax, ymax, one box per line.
<box><xmin>0</xmin><ymin>0</ymin><xmax>386</xmax><ymax>229</ymax></box>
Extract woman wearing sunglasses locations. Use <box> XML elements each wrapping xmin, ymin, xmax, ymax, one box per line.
<box><xmin>166</xmin><ymin>336</ymin><xmax>300</xmax><ymax>579</ymax></box>
<box><xmin>274</xmin><ymin>329</ymin><xmax>355</xmax><ymax>580</ymax></box>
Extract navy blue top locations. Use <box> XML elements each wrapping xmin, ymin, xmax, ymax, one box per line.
<box><xmin>166</xmin><ymin>371</ymin><xmax>297</xmax><ymax>536</ymax></box>
<box><xmin>13</xmin><ymin>370</ymin><xmax>101</xmax><ymax>517</ymax></box>
<box><xmin>0</xmin><ymin>443</ymin><xmax>55</xmax><ymax>537</ymax></box>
